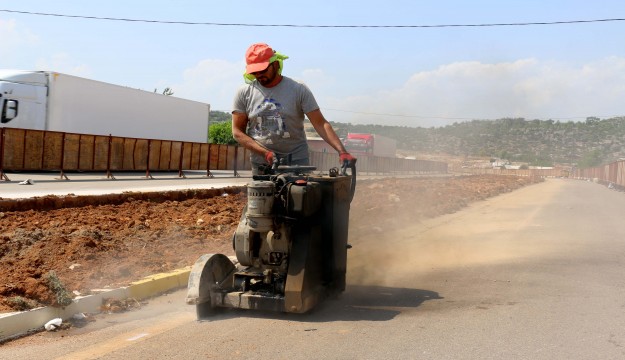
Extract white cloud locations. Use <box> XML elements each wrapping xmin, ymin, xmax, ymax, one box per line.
<box><xmin>326</xmin><ymin>57</ymin><xmax>625</xmax><ymax>127</ymax></box>
<box><xmin>0</xmin><ymin>19</ymin><xmax>39</xmax><ymax>65</ymax></box>
<box><xmin>0</xmin><ymin>19</ymin><xmax>90</xmax><ymax>76</ymax></box>
<box><xmin>168</xmin><ymin>62</ymin><xmax>339</xmax><ymax>112</ymax></box>
<box><xmin>34</xmin><ymin>53</ymin><xmax>92</xmax><ymax>77</ymax></box>
<box><xmin>162</xmin><ymin>56</ymin><xmax>625</xmax><ymax>127</ymax></box>
<box><xmin>298</xmin><ymin>68</ymin><xmax>335</xmax><ymax>90</ymax></box>
<box><xmin>168</xmin><ymin>59</ymin><xmax>244</xmax><ymax>112</ymax></box>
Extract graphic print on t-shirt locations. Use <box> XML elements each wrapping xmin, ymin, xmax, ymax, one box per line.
<box><xmin>248</xmin><ymin>98</ymin><xmax>290</xmax><ymax>144</ymax></box>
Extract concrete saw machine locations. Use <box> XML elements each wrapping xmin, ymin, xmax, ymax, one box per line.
<box><xmin>186</xmin><ymin>159</ymin><xmax>357</xmax><ymax>318</ymax></box>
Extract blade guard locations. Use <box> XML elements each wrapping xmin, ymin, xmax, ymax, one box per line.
<box><xmin>186</xmin><ymin>253</ymin><xmax>236</xmax><ymax>306</ymax></box>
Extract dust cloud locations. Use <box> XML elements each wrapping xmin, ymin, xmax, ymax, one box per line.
<box><xmin>347</xmin><ymin>226</ymin><xmax>526</xmax><ymax>287</ymax></box>
<box><xmin>346</xmin><ymin>179</ymin><xmax>556</xmax><ymax>288</ymax></box>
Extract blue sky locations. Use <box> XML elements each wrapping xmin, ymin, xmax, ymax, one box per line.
<box><xmin>1</xmin><ymin>1</ymin><xmax>624</xmax><ymax>127</ymax></box>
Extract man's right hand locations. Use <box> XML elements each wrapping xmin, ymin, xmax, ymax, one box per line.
<box><xmin>265</xmin><ymin>151</ymin><xmax>275</xmax><ymax>164</ymax></box>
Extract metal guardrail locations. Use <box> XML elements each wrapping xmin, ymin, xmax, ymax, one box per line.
<box><xmin>309</xmin><ymin>152</ymin><xmax>447</xmax><ymax>175</ymax></box>
<box><xmin>572</xmin><ymin>160</ymin><xmax>625</xmax><ymax>190</ymax></box>
<box><xmin>0</xmin><ymin>127</ymin><xmax>448</xmax><ymax>181</ymax></box>
<box><xmin>450</xmin><ymin>166</ymin><xmax>569</xmax><ymax>178</ymax></box>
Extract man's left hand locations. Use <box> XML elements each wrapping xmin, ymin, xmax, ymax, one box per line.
<box><xmin>340</xmin><ymin>152</ymin><xmax>356</xmax><ymax>164</ymax></box>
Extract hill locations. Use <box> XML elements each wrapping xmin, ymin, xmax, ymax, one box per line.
<box><xmin>333</xmin><ymin>117</ymin><xmax>625</xmax><ymax>167</ymax></box>
<box><xmin>209</xmin><ymin>110</ymin><xmax>625</xmax><ymax>167</ymax></box>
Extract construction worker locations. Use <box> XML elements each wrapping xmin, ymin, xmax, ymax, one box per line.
<box><xmin>232</xmin><ymin>42</ymin><xmax>355</xmax><ymax>174</ymax></box>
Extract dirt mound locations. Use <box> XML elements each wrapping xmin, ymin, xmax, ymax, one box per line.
<box><xmin>0</xmin><ymin>175</ymin><xmax>542</xmax><ymax>312</ymax></box>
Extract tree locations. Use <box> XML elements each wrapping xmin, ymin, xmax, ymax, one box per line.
<box><xmin>209</xmin><ymin>111</ymin><xmax>231</xmax><ymax>122</ymax></box>
<box><xmin>209</xmin><ymin>121</ymin><xmax>237</xmax><ymax>145</ymax></box>
<box><xmin>578</xmin><ymin>149</ymin><xmax>603</xmax><ymax>168</ymax></box>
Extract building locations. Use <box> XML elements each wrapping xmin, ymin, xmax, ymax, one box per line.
<box><xmin>304</xmin><ymin>120</ymin><xmax>342</xmax><ymax>153</ymax></box>
<box><xmin>307</xmin><ymin>136</ymin><xmax>335</xmax><ymax>153</ymax></box>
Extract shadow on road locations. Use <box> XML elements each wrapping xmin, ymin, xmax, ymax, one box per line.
<box><xmin>211</xmin><ymin>285</ymin><xmax>442</xmax><ymax>323</ymax></box>
<box><xmin>309</xmin><ymin>285</ymin><xmax>443</xmax><ymax>322</ymax></box>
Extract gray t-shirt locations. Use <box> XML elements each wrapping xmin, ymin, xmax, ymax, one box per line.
<box><xmin>232</xmin><ymin>76</ymin><xmax>319</xmax><ymax>164</ymax></box>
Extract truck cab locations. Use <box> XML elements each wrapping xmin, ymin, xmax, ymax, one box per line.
<box><xmin>343</xmin><ymin>133</ymin><xmax>397</xmax><ymax>158</ymax></box>
<box><xmin>343</xmin><ymin>133</ymin><xmax>374</xmax><ymax>156</ymax></box>
<box><xmin>0</xmin><ymin>70</ymin><xmax>48</xmax><ymax>130</ymax></box>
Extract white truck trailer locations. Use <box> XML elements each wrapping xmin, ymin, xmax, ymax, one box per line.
<box><xmin>0</xmin><ymin>70</ymin><xmax>210</xmax><ymax>143</ymax></box>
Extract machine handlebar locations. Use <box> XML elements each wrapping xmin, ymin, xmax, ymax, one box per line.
<box><xmin>341</xmin><ymin>159</ymin><xmax>357</xmax><ymax>203</ymax></box>
<box><xmin>266</xmin><ymin>153</ymin><xmax>356</xmax><ymax>203</ymax></box>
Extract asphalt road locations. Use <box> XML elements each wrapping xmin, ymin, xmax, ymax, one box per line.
<box><xmin>2</xmin><ymin>178</ymin><xmax>625</xmax><ymax>359</ymax></box>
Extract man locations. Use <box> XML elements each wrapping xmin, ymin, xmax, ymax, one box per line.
<box><xmin>232</xmin><ymin>42</ymin><xmax>355</xmax><ymax>174</ymax></box>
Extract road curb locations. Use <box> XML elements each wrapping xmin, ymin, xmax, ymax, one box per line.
<box><xmin>0</xmin><ymin>266</ymin><xmax>191</xmax><ymax>343</ymax></box>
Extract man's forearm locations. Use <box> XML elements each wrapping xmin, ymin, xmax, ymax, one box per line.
<box><xmin>233</xmin><ymin>132</ymin><xmax>268</xmax><ymax>156</ymax></box>
<box><xmin>307</xmin><ymin>109</ymin><xmax>348</xmax><ymax>154</ymax></box>
<box><xmin>318</xmin><ymin>123</ymin><xmax>347</xmax><ymax>153</ymax></box>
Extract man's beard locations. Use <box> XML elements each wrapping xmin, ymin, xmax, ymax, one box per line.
<box><xmin>256</xmin><ymin>74</ymin><xmax>274</xmax><ymax>86</ymax></box>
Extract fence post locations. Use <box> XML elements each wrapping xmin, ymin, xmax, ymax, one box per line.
<box><xmin>145</xmin><ymin>139</ymin><xmax>153</xmax><ymax>179</ymax></box>
<box><xmin>178</xmin><ymin>142</ymin><xmax>186</xmax><ymax>178</ymax></box>
<box><xmin>58</xmin><ymin>132</ymin><xmax>69</xmax><ymax>180</ymax></box>
<box><xmin>40</xmin><ymin>130</ymin><xmax>46</xmax><ymax>173</ymax></box>
<box><xmin>206</xmin><ymin>143</ymin><xmax>214</xmax><ymax>178</ymax></box>
<box><xmin>0</xmin><ymin>128</ymin><xmax>9</xmax><ymax>181</ymax></box>
<box><xmin>233</xmin><ymin>145</ymin><xmax>240</xmax><ymax>177</ymax></box>
<box><xmin>106</xmin><ymin>134</ymin><xmax>115</xmax><ymax>179</ymax></box>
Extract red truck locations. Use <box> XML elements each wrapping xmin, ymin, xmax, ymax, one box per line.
<box><xmin>343</xmin><ymin>133</ymin><xmax>397</xmax><ymax>157</ymax></box>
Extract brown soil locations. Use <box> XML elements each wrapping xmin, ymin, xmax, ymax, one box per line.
<box><xmin>0</xmin><ymin>175</ymin><xmax>542</xmax><ymax>312</ymax></box>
